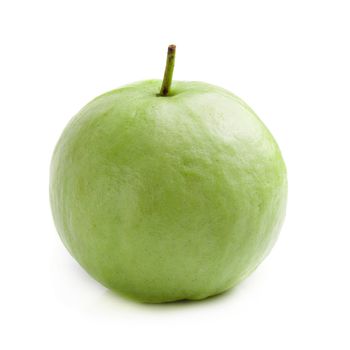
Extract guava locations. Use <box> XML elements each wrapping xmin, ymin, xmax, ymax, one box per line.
<box><xmin>50</xmin><ymin>45</ymin><xmax>287</xmax><ymax>303</ymax></box>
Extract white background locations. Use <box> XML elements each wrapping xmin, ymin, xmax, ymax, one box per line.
<box><xmin>1</xmin><ymin>0</ymin><xmax>349</xmax><ymax>349</ymax></box>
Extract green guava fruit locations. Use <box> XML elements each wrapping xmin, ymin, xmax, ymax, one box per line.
<box><xmin>50</xmin><ymin>45</ymin><xmax>287</xmax><ymax>303</ymax></box>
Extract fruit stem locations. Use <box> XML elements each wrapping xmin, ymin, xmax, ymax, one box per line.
<box><xmin>159</xmin><ymin>45</ymin><xmax>176</xmax><ymax>96</ymax></box>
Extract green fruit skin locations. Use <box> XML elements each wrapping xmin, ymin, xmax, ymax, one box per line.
<box><xmin>50</xmin><ymin>80</ymin><xmax>287</xmax><ymax>303</ymax></box>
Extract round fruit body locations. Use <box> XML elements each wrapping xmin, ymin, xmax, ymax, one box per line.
<box><xmin>50</xmin><ymin>80</ymin><xmax>287</xmax><ymax>303</ymax></box>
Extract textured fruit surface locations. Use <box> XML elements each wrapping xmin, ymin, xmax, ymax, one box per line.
<box><xmin>50</xmin><ymin>80</ymin><xmax>287</xmax><ymax>303</ymax></box>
